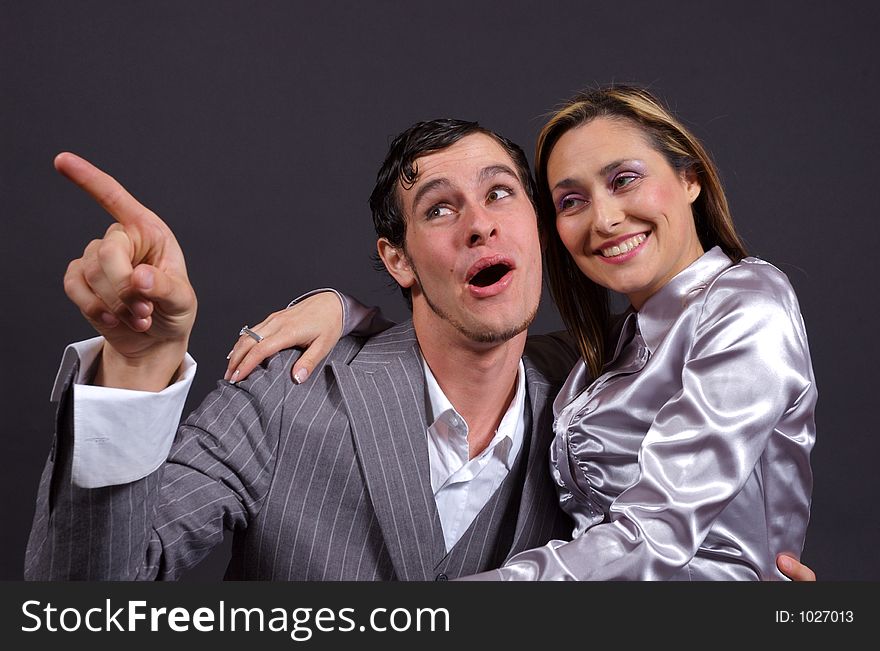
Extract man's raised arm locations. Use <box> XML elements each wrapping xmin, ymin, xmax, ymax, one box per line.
<box><xmin>26</xmin><ymin>156</ymin><xmax>266</xmax><ymax>580</ymax></box>
<box><xmin>55</xmin><ymin>152</ymin><xmax>197</xmax><ymax>391</ymax></box>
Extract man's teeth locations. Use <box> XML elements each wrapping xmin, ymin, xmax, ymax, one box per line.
<box><xmin>601</xmin><ymin>234</ymin><xmax>646</xmax><ymax>258</ymax></box>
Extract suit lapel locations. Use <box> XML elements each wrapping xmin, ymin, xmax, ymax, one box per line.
<box><xmin>508</xmin><ymin>357</ymin><xmax>560</xmax><ymax>555</ymax></box>
<box><xmin>330</xmin><ymin>322</ymin><xmax>445</xmax><ymax>581</ymax></box>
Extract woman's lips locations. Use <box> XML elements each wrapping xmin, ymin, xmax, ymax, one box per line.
<box><xmin>595</xmin><ymin>232</ymin><xmax>650</xmax><ymax>265</ymax></box>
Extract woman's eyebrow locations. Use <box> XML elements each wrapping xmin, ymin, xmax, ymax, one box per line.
<box><xmin>552</xmin><ymin>159</ymin><xmax>641</xmax><ymax>192</ymax></box>
<box><xmin>599</xmin><ymin>159</ymin><xmax>629</xmax><ymax>176</ymax></box>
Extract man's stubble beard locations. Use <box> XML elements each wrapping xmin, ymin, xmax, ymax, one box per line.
<box><xmin>410</xmin><ymin>263</ymin><xmax>539</xmax><ymax>344</ymax></box>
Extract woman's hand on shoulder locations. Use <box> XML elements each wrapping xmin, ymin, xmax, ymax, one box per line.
<box><xmin>224</xmin><ymin>291</ymin><xmax>344</xmax><ymax>385</ymax></box>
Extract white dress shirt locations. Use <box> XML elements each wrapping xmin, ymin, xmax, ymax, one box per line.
<box><xmin>422</xmin><ymin>355</ymin><xmax>526</xmax><ymax>551</ymax></box>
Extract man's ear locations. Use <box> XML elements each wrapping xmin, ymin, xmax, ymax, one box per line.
<box><xmin>377</xmin><ymin>238</ymin><xmax>415</xmax><ymax>288</ymax></box>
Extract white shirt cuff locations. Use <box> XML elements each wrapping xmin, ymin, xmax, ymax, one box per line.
<box><xmin>51</xmin><ymin>337</ymin><xmax>197</xmax><ymax>489</ymax></box>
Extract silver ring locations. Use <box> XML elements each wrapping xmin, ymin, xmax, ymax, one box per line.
<box><xmin>239</xmin><ymin>325</ymin><xmax>264</xmax><ymax>343</ymax></box>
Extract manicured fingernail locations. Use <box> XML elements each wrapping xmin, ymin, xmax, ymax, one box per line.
<box><xmin>100</xmin><ymin>312</ymin><xmax>119</xmax><ymax>326</ymax></box>
<box><xmin>230</xmin><ymin>369</ymin><xmax>240</xmax><ymax>384</ymax></box>
<box><xmin>293</xmin><ymin>368</ymin><xmax>309</xmax><ymax>384</ymax></box>
<box><xmin>226</xmin><ymin>350</ymin><xmax>234</xmax><ymax>360</ymax></box>
<box><xmin>778</xmin><ymin>556</ymin><xmax>792</xmax><ymax>572</ymax></box>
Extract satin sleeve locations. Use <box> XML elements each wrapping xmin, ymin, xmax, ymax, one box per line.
<box><xmin>287</xmin><ymin>288</ymin><xmax>396</xmax><ymax>338</ymax></box>
<box><xmin>464</xmin><ymin>272</ymin><xmax>816</xmax><ymax>581</ymax></box>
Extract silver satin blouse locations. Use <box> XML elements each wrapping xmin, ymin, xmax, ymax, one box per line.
<box><xmin>464</xmin><ymin>247</ymin><xmax>817</xmax><ymax>581</ymax></box>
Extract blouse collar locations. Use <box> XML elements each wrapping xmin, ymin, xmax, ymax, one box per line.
<box><xmin>625</xmin><ymin>246</ymin><xmax>734</xmax><ymax>356</ymax></box>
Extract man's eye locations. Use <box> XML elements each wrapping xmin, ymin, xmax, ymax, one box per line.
<box><xmin>487</xmin><ymin>187</ymin><xmax>512</xmax><ymax>203</ymax></box>
<box><xmin>612</xmin><ymin>173</ymin><xmax>640</xmax><ymax>190</ymax></box>
<box><xmin>427</xmin><ymin>205</ymin><xmax>453</xmax><ymax>219</ymax></box>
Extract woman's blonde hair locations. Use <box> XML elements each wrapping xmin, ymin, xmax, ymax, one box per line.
<box><xmin>535</xmin><ymin>85</ymin><xmax>748</xmax><ymax>378</ymax></box>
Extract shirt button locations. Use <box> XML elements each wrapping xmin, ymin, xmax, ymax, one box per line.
<box><xmin>435</xmin><ymin>573</ymin><xmax>449</xmax><ymax>581</ymax></box>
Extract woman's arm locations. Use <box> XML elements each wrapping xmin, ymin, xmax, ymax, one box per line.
<box><xmin>225</xmin><ymin>290</ymin><xmax>395</xmax><ymax>384</ymax></box>
<box><xmin>226</xmin><ymin>293</ymin><xmax>583</xmax><ymax>385</ymax></box>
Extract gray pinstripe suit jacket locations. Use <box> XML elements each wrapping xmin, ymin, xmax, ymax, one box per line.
<box><xmin>25</xmin><ymin>322</ymin><xmax>576</xmax><ymax>580</ymax></box>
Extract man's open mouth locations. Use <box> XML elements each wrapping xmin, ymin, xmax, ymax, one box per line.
<box><xmin>468</xmin><ymin>263</ymin><xmax>512</xmax><ymax>287</ymax></box>
<box><xmin>466</xmin><ymin>256</ymin><xmax>515</xmax><ymax>289</ymax></box>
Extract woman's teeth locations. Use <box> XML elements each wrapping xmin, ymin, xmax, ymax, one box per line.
<box><xmin>601</xmin><ymin>233</ymin><xmax>646</xmax><ymax>258</ymax></box>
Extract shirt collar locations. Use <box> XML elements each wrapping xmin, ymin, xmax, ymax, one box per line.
<box><xmin>421</xmin><ymin>352</ymin><xmax>526</xmax><ymax>469</ymax></box>
<box><xmin>634</xmin><ymin>246</ymin><xmax>734</xmax><ymax>355</ymax></box>
<box><xmin>423</xmin><ymin>354</ymin><xmax>458</xmax><ymax>428</ymax></box>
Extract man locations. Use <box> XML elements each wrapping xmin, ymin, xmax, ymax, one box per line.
<box><xmin>25</xmin><ymin>119</ymin><xmax>813</xmax><ymax>581</ymax></box>
<box><xmin>25</xmin><ymin>120</ymin><xmax>579</xmax><ymax>580</ymax></box>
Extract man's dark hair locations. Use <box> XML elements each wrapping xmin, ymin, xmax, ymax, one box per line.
<box><xmin>369</xmin><ymin>118</ymin><xmax>538</xmax><ymax>309</ymax></box>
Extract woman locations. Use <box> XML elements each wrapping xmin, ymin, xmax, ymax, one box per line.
<box><xmin>226</xmin><ymin>86</ymin><xmax>817</xmax><ymax>580</ymax></box>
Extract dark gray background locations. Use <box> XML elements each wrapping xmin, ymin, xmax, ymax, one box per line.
<box><xmin>2</xmin><ymin>1</ymin><xmax>877</xmax><ymax>580</ymax></box>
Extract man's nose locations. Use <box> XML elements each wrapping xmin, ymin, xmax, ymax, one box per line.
<box><xmin>467</xmin><ymin>205</ymin><xmax>498</xmax><ymax>246</ymax></box>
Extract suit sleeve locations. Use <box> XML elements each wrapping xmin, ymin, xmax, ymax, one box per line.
<box><xmin>25</xmin><ymin>354</ymin><xmax>288</xmax><ymax>580</ymax></box>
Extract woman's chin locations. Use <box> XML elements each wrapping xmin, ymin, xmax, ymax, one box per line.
<box><xmin>586</xmin><ymin>266</ymin><xmax>650</xmax><ymax>298</ymax></box>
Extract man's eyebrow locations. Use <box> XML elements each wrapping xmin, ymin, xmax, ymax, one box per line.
<box><xmin>410</xmin><ymin>164</ymin><xmax>519</xmax><ymax>210</ymax></box>
<box><xmin>479</xmin><ymin>164</ymin><xmax>519</xmax><ymax>184</ymax></box>
<box><xmin>551</xmin><ymin>160</ymin><xmax>631</xmax><ymax>192</ymax></box>
<box><xmin>411</xmin><ymin>177</ymin><xmax>453</xmax><ymax>211</ymax></box>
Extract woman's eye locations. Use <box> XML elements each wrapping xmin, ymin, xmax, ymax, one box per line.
<box><xmin>487</xmin><ymin>187</ymin><xmax>512</xmax><ymax>203</ymax></box>
<box><xmin>427</xmin><ymin>205</ymin><xmax>453</xmax><ymax>219</ymax></box>
<box><xmin>612</xmin><ymin>173</ymin><xmax>640</xmax><ymax>190</ymax></box>
<box><xmin>558</xmin><ymin>195</ymin><xmax>585</xmax><ymax>212</ymax></box>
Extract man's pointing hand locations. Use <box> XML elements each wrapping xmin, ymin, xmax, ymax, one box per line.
<box><xmin>58</xmin><ymin>152</ymin><xmax>197</xmax><ymax>391</ymax></box>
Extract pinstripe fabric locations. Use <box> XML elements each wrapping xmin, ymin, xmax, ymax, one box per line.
<box><xmin>25</xmin><ymin>322</ymin><xmax>573</xmax><ymax>580</ymax></box>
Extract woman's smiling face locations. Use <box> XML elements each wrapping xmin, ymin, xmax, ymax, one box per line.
<box><xmin>548</xmin><ymin>117</ymin><xmax>704</xmax><ymax>309</ymax></box>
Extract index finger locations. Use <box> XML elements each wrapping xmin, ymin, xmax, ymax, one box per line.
<box><xmin>54</xmin><ymin>152</ymin><xmax>163</xmax><ymax>229</ymax></box>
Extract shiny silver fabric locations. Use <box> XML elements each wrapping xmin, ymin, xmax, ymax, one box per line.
<box><xmin>463</xmin><ymin>247</ymin><xmax>816</xmax><ymax>580</ymax></box>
